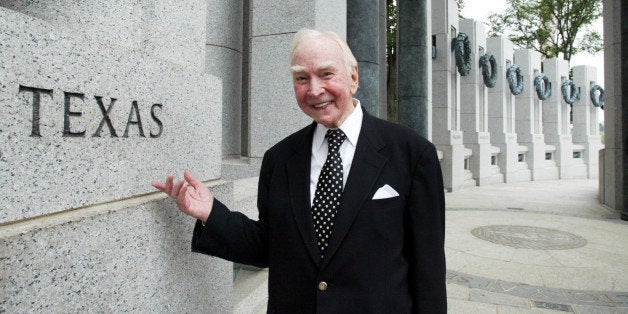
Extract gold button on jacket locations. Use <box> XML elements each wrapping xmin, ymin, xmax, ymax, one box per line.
<box><xmin>318</xmin><ymin>281</ymin><xmax>328</xmax><ymax>291</ymax></box>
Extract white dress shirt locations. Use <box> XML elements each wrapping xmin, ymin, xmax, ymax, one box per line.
<box><xmin>310</xmin><ymin>99</ymin><xmax>363</xmax><ymax>206</ymax></box>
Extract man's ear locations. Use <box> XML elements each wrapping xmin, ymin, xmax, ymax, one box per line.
<box><xmin>350</xmin><ymin>66</ymin><xmax>359</xmax><ymax>94</ymax></box>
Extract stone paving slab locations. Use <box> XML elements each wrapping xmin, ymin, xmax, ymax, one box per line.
<box><xmin>447</xmin><ymin>270</ymin><xmax>628</xmax><ymax>309</ymax></box>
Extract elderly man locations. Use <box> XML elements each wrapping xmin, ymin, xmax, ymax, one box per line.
<box><xmin>152</xmin><ymin>29</ymin><xmax>446</xmax><ymax>313</ymax></box>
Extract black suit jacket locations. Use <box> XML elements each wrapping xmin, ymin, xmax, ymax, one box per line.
<box><xmin>192</xmin><ymin>110</ymin><xmax>446</xmax><ymax>313</ymax></box>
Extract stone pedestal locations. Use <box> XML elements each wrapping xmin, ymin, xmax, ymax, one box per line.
<box><xmin>486</xmin><ymin>36</ymin><xmax>531</xmax><ymax>183</ymax></box>
<box><xmin>543</xmin><ymin>58</ymin><xmax>588</xmax><ymax>179</ymax></box>
<box><xmin>459</xmin><ymin>19</ymin><xmax>503</xmax><ymax>186</ymax></box>
<box><xmin>513</xmin><ymin>49</ymin><xmax>559</xmax><ymax>181</ymax></box>
<box><xmin>431</xmin><ymin>0</ymin><xmax>475</xmax><ymax>191</ymax></box>
<box><xmin>0</xmin><ymin>4</ymin><xmax>230</xmax><ymax>311</ymax></box>
<box><xmin>572</xmin><ymin>65</ymin><xmax>604</xmax><ymax>179</ymax></box>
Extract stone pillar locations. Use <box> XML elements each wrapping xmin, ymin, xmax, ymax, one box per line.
<box><xmin>0</xmin><ymin>3</ymin><xmax>231</xmax><ymax>311</ymax></box>
<box><xmin>513</xmin><ymin>49</ymin><xmax>559</xmax><ymax>180</ymax></box>
<box><xmin>572</xmin><ymin>65</ymin><xmax>604</xmax><ymax>179</ymax></box>
<box><xmin>601</xmin><ymin>0</ymin><xmax>625</xmax><ymax>214</ymax></box>
<box><xmin>247</xmin><ymin>0</ymin><xmax>347</xmax><ymax>158</ymax></box>
<box><xmin>378</xmin><ymin>0</ymin><xmax>388</xmax><ymax>119</ymax></box>
<box><xmin>486</xmin><ymin>36</ymin><xmax>531</xmax><ymax>183</ymax></box>
<box><xmin>431</xmin><ymin>0</ymin><xmax>476</xmax><ymax>191</ymax></box>
<box><xmin>459</xmin><ymin>19</ymin><xmax>504</xmax><ymax>186</ymax></box>
<box><xmin>543</xmin><ymin>58</ymin><xmax>588</xmax><ymax>179</ymax></box>
<box><xmin>398</xmin><ymin>0</ymin><xmax>432</xmax><ymax>138</ymax></box>
<box><xmin>205</xmin><ymin>1</ymin><xmax>243</xmax><ymax>158</ymax></box>
<box><xmin>347</xmin><ymin>0</ymin><xmax>382</xmax><ymax>117</ymax></box>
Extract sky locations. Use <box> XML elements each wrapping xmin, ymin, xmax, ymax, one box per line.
<box><xmin>461</xmin><ymin>0</ymin><xmax>605</xmax><ymax>87</ymax></box>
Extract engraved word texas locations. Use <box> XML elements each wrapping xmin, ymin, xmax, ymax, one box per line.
<box><xmin>18</xmin><ymin>85</ymin><xmax>163</xmax><ymax>138</ymax></box>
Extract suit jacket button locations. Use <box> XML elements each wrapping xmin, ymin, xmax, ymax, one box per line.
<box><xmin>318</xmin><ymin>281</ymin><xmax>328</xmax><ymax>291</ymax></box>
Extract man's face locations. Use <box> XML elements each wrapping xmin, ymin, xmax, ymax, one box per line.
<box><xmin>291</xmin><ymin>36</ymin><xmax>359</xmax><ymax>129</ymax></box>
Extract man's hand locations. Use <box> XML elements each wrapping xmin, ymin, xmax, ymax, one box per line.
<box><xmin>151</xmin><ymin>170</ymin><xmax>214</xmax><ymax>223</ymax></box>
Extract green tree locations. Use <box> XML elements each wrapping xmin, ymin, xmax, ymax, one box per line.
<box><xmin>488</xmin><ymin>0</ymin><xmax>602</xmax><ymax>61</ymax></box>
<box><xmin>456</xmin><ymin>0</ymin><xmax>466</xmax><ymax>19</ymax></box>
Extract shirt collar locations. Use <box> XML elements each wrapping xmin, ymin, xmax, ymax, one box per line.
<box><xmin>313</xmin><ymin>99</ymin><xmax>363</xmax><ymax>151</ymax></box>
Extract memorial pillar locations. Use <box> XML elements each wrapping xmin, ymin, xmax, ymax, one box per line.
<box><xmin>205</xmin><ymin>1</ymin><xmax>243</xmax><ymax>158</ymax></box>
<box><xmin>572</xmin><ymin>65</ymin><xmax>604</xmax><ymax>179</ymax></box>
<box><xmin>601</xmin><ymin>0</ymin><xmax>625</xmax><ymax>214</ymax></box>
<box><xmin>543</xmin><ymin>58</ymin><xmax>588</xmax><ymax>179</ymax></box>
<box><xmin>248</xmin><ymin>0</ymin><xmax>347</xmax><ymax>159</ymax></box>
<box><xmin>398</xmin><ymin>0</ymin><xmax>432</xmax><ymax>138</ymax></box>
<box><xmin>347</xmin><ymin>0</ymin><xmax>383</xmax><ymax>117</ymax></box>
<box><xmin>431</xmin><ymin>0</ymin><xmax>476</xmax><ymax>191</ymax></box>
<box><xmin>486</xmin><ymin>36</ymin><xmax>531</xmax><ymax>183</ymax></box>
<box><xmin>459</xmin><ymin>19</ymin><xmax>504</xmax><ymax>185</ymax></box>
<box><xmin>513</xmin><ymin>49</ymin><xmax>559</xmax><ymax>180</ymax></box>
<box><xmin>0</xmin><ymin>3</ymin><xmax>231</xmax><ymax>310</ymax></box>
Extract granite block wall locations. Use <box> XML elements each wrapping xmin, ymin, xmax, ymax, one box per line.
<box><xmin>1</xmin><ymin>3</ymin><xmax>231</xmax><ymax>311</ymax></box>
<box><xmin>0</xmin><ymin>7</ymin><xmax>221</xmax><ymax>222</ymax></box>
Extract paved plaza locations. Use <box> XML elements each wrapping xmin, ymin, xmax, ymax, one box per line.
<box><xmin>445</xmin><ymin>179</ymin><xmax>628</xmax><ymax>313</ymax></box>
<box><xmin>234</xmin><ymin>178</ymin><xmax>628</xmax><ymax>313</ymax></box>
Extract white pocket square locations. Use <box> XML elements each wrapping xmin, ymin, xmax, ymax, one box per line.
<box><xmin>372</xmin><ymin>184</ymin><xmax>399</xmax><ymax>200</ymax></box>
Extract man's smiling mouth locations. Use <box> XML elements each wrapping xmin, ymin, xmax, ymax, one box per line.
<box><xmin>313</xmin><ymin>101</ymin><xmax>331</xmax><ymax>108</ymax></box>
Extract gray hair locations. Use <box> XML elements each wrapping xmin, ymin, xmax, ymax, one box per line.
<box><xmin>290</xmin><ymin>29</ymin><xmax>358</xmax><ymax>76</ymax></box>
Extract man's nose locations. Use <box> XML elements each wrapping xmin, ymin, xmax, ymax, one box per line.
<box><xmin>307</xmin><ymin>78</ymin><xmax>325</xmax><ymax>96</ymax></box>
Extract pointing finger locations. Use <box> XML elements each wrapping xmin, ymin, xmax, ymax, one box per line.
<box><xmin>171</xmin><ymin>178</ymin><xmax>185</xmax><ymax>199</ymax></box>
<box><xmin>165</xmin><ymin>174</ymin><xmax>174</xmax><ymax>193</ymax></box>
<box><xmin>184</xmin><ymin>170</ymin><xmax>203</xmax><ymax>190</ymax></box>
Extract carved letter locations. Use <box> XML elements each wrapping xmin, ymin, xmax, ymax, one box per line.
<box><xmin>92</xmin><ymin>96</ymin><xmax>119</xmax><ymax>137</ymax></box>
<box><xmin>150</xmin><ymin>104</ymin><xmax>163</xmax><ymax>138</ymax></box>
<box><xmin>63</xmin><ymin>92</ymin><xmax>86</xmax><ymax>137</ymax></box>
<box><xmin>18</xmin><ymin>85</ymin><xmax>53</xmax><ymax>137</ymax></box>
<box><xmin>123</xmin><ymin>101</ymin><xmax>145</xmax><ymax>137</ymax></box>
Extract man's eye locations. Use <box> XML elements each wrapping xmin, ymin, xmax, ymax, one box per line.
<box><xmin>323</xmin><ymin>72</ymin><xmax>334</xmax><ymax>77</ymax></box>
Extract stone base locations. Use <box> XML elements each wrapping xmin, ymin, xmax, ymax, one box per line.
<box><xmin>0</xmin><ymin>180</ymin><xmax>234</xmax><ymax>312</ymax></box>
<box><xmin>563</xmin><ymin>159</ymin><xmax>589</xmax><ymax>180</ymax></box>
<box><xmin>222</xmin><ymin>157</ymin><xmax>263</xmax><ymax>181</ymax></box>
<box><xmin>505</xmin><ymin>163</ymin><xmax>532</xmax><ymax>183</ymax></box>
<box><xmin>438</xmin><ymin>143</ymin><xmax>477</xmax><ymax>192</ymax></box>
<box><xmin>532</xmin><ymin>161</ymin><xmax>561</xmax><ymax>181</ymax></box>
<box><xmin>477</xmin><ymin>165</ymin><xmax>505</xmax><ymax>186</ymax></box>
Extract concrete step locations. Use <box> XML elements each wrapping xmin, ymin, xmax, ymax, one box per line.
<box><xmin>233</xmin><ymin>268</ymin><xmax>269</xmax><ymax>314</ymax></box>
<box><xmin>233</xmin><ymin>176</ymin><xmax>259</xmax><ymax>219</ymax></box>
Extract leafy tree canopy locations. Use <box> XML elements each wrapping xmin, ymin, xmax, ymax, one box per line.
<box><xmin>488</xmin><ymin>0</ymin><xmax>602</xmax><ymax>61</ymax></box>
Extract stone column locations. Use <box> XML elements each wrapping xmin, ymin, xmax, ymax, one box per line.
<box><xmin>398</xmin><ymin>0</ymin><xmax>432</xmax><ymax>138</ymax></box>
<box><xmin>459</xmin><ymin>19</ymin><xmax>504</xmax><ymax>186</ymax></box>
<box><xmin>430</xmin><ymin>0</ymin><xmax>476</xmax><ymax>191</ymax></box>
<box><xmin>347</xmin><ymin>0</ymin><xmax>381</xmax><ymax>117</ymax></box>
<box><xmin>247</xmin><ymin>0</ymin><xmax>347</xmax><ymax>158</ymax></box>
<box><xmin>0</xmin><ymin>3</ymin><xmax>231</xmax><ymax>311</ymax></box>
<box><xmin>205</xmin><ymin>1</ymin><xmax>243</xmax><ymax>158</ymax></box>
<box><xmin>513</xmin><ymin>49</ymin><xmax>559</xmax><ymax>180</ymax></box>
<box><xmin>601</xmin><ymin>0</ymin><xmax>625</xmax><ymax>214</ymax></box>
<box><xmin>572</xmin><ymin>65</ymin><xmax>604</xmax><ymax>179</ymax></box>
<box><xmin>543</xmin><ymin>58</ymin><xmax>588</xmax><ymax>179</ymax></box>
<box><xmin>486</xmin><ymin>36</ymin><xmax>531</xmax><ymax>183</ymax></box>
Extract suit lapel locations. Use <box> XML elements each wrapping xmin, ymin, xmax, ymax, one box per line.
<box><xmin>286</xmin><ymin>123</ymin><xmax>322</xmax><ymax>267</ymax></box>
<box><xmin>321</xmin><ymin>112</ymin><xmax>387</xmax><ymax>269</ymax></box>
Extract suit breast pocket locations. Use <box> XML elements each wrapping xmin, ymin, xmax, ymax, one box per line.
<box><xmin>363</xmin><ymin>195</ymin><xmax>405</xmax><ymax>212</ymax></box>
<box><xmin>358</xmin><ymin>196</ymin><xmax>406</xmax><ymax>244</ymax></box>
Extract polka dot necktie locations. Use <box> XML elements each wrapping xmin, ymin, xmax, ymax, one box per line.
<box><xmin>312</xmin><ymin>129</ymin><xmax>346</xmax><ymax>260</ymax></box>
